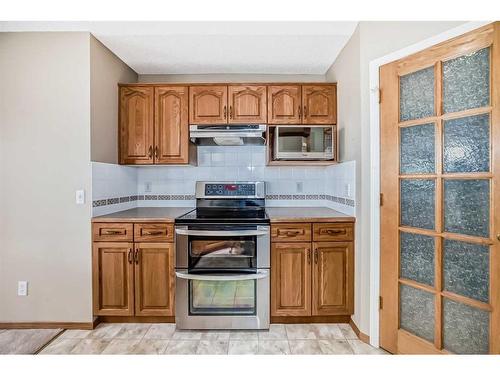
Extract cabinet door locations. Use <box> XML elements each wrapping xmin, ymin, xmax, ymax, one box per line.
<box><xmin>119</xmin><ymin>86</ymin><xmax>154</xmax><ymax>164</ymax></box>
<box><xmin>302</xmin><ymin>85</ymin><xmax>337</xmax><ymax>124</ymax></box>
<box><xmin>154</xmin><ymin>86</ymin><xmax>189</xmax><ymax>164</ymax></box>
<box><xmin>190</xmin><ymin>86</ymin><xmax>228</xmax><ymax>124</ymax></box>
<box><xmin>271</xmin><ymin>242</ymin><xmax>312</xmax><ymax>316</ymax></box>
<box><xmin>228</xmin><ymin>85</ymin><xmax>267</xmax><ymax>124</ymax></box>
<box><xmin>267</xmin><ymin>85</ymin><xmax>302</xmax><ymax>124</ymax></box>
<box><xmin>312</xmin><ymin>242</ymin><xmax>353</xmax><ymax>315</ymax></box>
<box><xmin>93</xmin><ymin>242</ymin><xmax>134</xmax><ymax>316</ymax></box>
<box><xmin>134</xmin><ymin>243</ymin><xmax>175</xmax><ymax>316</ymax></box>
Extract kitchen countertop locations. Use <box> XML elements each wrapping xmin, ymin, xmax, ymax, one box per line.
<box><xmin>92</xmin><ymin>206</ymin><xmax>354</xmax><ymax>223</ymax></box>
<box><xmin>266</xmin><ymin>207</ymin><xmax>355</xmax><ymax>223</ymax></box>
<box><xmin>92</xmin><ymin>207</ymin><xmax>194</xmax><ymax>223</ymax></box>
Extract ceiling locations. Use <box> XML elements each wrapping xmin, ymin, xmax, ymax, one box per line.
<box><xmin>0</xmin><ymin>21</ymin><xmax>358</xmax><ymax>75</ymax></box>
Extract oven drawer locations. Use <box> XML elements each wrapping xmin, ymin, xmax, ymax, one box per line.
<box><xmin>313</xmin><ymin>223</ymin><xmax>354</xmax><ymax>242</ymax></box>
<box><xmin>134</xmin><ymin>223</ymin><xmax>174</xmax><ymax>242</ymax></box>
<box><xmin>92</xmin><ymin>223</ymin><xmax>133</xmax><ymax>242</ymax></box>
<box><xmin>271</xmin><ymin>223</ymin><xmax>311</xmax><ymax>242</ymax></box>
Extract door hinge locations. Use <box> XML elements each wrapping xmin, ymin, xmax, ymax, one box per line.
<box><xmin>378</xmin><ymin>88</ymin><xmax>382</xmax><ymax>104</ymax></box>
<box><xmin>379</xmin><ymin>296</ymin><xmax>383</xmax><ymax>310</ymax></box>
<box><xmin>380</xmin><ymin>193</ymin><xmax>384</xmax><ymax>207</ymax></box>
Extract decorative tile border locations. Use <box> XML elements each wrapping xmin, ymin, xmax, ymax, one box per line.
<box><xmin>93</xmin><ymin>194</ymin><xmax>355</xmax><ymax>208</ymax></box>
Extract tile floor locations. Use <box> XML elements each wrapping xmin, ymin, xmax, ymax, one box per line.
<box><xmin>39</xmin><ymin>323</ymin><xmax>388</xmax><ymax>355</ymax></box>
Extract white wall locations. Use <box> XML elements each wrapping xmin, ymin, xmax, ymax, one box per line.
<box><xmin>138</xmin><ymin>73</ymin><xmax>326</xmax><ymax>83</ymax></box>
<box><xmin>325</xmin><ymin>21</ymin><xmax>466</xmax><ymax>336</ymax></box>
<box><xmin>0</xmin><ymin>33</ymin><xmax>93</xmax><ymax>323</ymax></box>
<box><xmin>90</xmin><ymin>36</ymin><xmax>138</xmax><ymax>164</ymax></box>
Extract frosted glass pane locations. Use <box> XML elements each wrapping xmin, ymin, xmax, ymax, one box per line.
<box><xmin>443</xmin><ymin>298</ymin><xmax>489</xmax><ymax>354</ymax></box>
<box><xmin>443</xmin><ymin>47</ymin><xmax>490</xmax><ymax>113</ymax></box>
<box><xmin>400</xmin><ymin>123</ymin><xmax>435</xmax><ymax>174</ymax></box>
<box><xmin>443</xmin><ymin>239</ymin><xmax>489</xmax><ymax>303</ymax></box>
<box><xmin>400</xmin><ymin>179</ymin><xmax>435</xmax><ymax>230</ymax></box>
<box><xmin>399</xmin><ymin>284</ymin><xmax>435</xmax><ymax>342</ymax></box>
<box><xmin>400</xmin><ymin>232</ymin><xmax>435</xmax><ymax>286</ymax></box>
<box><xmin>444</xmin><ymin>179</ymin><xmax>489</xmax><ymax>238</ymax></box>
<box><xmin>443</xmin><ymin>114</ymin><xmax>490</xmax><ymax>173</ymax></box>
<box><xmin>400</xmin><ymin>66</ymin><xmax>435</xmax><ymax>121</ymax></box>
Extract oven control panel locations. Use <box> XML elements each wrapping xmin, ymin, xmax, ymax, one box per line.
<box><xmin>205</xmin><ymin>183</ymin><xmax>256</xmax><ymax>197</ymax></box>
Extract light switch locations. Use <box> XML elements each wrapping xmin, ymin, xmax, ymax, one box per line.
<box><xmin>18</xmin><ymin>281</ymin><xmax>28</xmax><ymax>296</ymax></box>
<box><xmin>75</xmin><ymin>189</ymin><xmax>85</xmax><ymax>204</ymax></box>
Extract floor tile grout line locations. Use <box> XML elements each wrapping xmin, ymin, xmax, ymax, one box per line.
<box><xmin>35</xmin><ymin>329</ymin><xmax>66</xmax><ymax>355</ymax></box>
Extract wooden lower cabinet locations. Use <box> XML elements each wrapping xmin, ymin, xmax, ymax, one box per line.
<box><xmin>270</xmin><ymin>223</ymin><xmax>354</xmax><ymax>320</ymax></box>
<box><xmin>93</xmin><ymin>242</ymin><xmax>135</xmax><ymax>316</ymax></box>
<box><xmin>312</xmin><ymin>242</ymin><xmax>354</xmax><ymax>315</ymax></box>
<box><xmin>271</xmin><ymin>242</ymin><xmax>311</xmax><ymax>316</ymax></box>
<box><xmin>134</xmin><ymin>243</ymin><xmax>175</xmax><ymax>316</ymax></box>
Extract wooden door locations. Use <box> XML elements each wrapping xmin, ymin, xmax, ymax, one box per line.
<box><xmin>312</xmin><ymin>242</ymin><xmax>353</xmax><ymax>315</ymax></box>
<box><xmin>92</xmin><ymin>242</ymin><xmax>134</xmax><ymax>316</ymax></box>
<box><xmin>134</xmin><ymin>243</ymin><xmax>175</xmax><ymax>316</ymax></box>
<box><xmin>154</xmin><ymin>86</ymin><xmax>189</xmax><ymax>164</ymax></box>
<box><xmin>380</xmin><ymin>23</ymin><xmax>500</xmax><ymax>354</ymax></box>
<box><xmin>189</xmin><ymin>85</ymin><xmax>228</xmax><ymax>124</ymax></box>
<box><xmin>271</xmin><ymin>242</ymin><xmax>311</xmax><ymax>316</ymax></box>
<box><xmin>119</xmin><ymin>86</ymin><xmax>154</xmax><ymax>164</ymax></box>
<box><xmin>228</xmin><ymin>85</ymin><xmax>267</xmax><ymax>124</ymax></box>
<box><xmin>302</xmin><ymin>85</ymin><xmax>337</xmax><ymax>124</ymax></box>
<box><xmin>268</xmin><ymin>85</ymin><xmax>302</xmax><ymax>124</ymax></box>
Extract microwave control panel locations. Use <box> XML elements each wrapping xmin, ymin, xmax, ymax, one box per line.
<box><xmin>205</xmin><ymin>183</ymin><xmax>256</xmax><ymax>197</ymax></box>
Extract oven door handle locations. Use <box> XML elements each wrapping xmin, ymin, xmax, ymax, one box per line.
<box><xmin>175</xmin><ymin>228</ymin><xmax>269</xmax><ymax>237</ymax></box>
<box><xmin>175</xmin><ymin>270</ymin><xmax>269</xmax><ymax>281</ymax></box>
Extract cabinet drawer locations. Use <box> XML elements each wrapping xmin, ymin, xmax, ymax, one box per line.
<box><xmin>271</xmin><ymin>224</ymin><xmax>311</xmax><ymax>242</ymax></box>
<box><xmin>92</xmin><ymin>223</ymin><xmax>133</xmax><ymax>242</ymax></box>
<box><xmin>134</xmin><ymin>223</ymin><xmax>174</xmax><ymax>242</ymax></box>
<box><xmin>313</xmin><ymin>223</ymin><xmax>353</xmax><ymax>242</ymax></box>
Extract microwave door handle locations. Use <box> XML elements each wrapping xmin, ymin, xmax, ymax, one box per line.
<box><xmin>175</xmin><ymin>270</ymin><xmax>269</xmax><ymax>281</ymax></box>
<box><xmin>175</xmin><ymin>229</ymin><xmax>269</xmax><ymax>237</ymax></box>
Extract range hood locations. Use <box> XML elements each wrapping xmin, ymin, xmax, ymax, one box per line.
<box><xmin>189</xmin><ymin>124</ymin><xmax>266</xmax><ymax>146</ymax></box>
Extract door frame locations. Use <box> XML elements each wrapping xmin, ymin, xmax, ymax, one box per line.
<box><xmin>368</xmin><ymin>21</ymin><xmax>491</xmax><ymax>348</ymax></box>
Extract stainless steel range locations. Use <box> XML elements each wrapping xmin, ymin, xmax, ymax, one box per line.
<box><xmin>174</xmin><ymin>181</ymin><xmax>270</xmax><ymax>330</ymax></box>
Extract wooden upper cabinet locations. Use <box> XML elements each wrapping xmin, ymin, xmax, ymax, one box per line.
<box><xmin>271</xmin><ymin>242</ymin><xmax>312</xmax><ymax>316</ymax></box>
<box><xmin>154</xmin><ymin>86</ymin><xmax>189</xmax><ymax>164</ymax></box>
<box><xmin>312</xmin><ymin>242</ymin><xmax>353</xmax><ymax>316</ymax></box>
<box><xmin>268</xmin><ymin>85</ymin><xmax>302</xmax><ymax>124</ymax></box>
<box><xmin>302</xmin><ymin>85</ymin><xmax>337</xmax><ymax>124</ymax></box>
<box><xmin>92</xmin><ymin>242</ymin><xmax>134</xmax><ymax>316</ymax></box>
<box><xmin>134</xmin><ymin>242</ymin><xmax>175</xmax><ymax>316</ymax></box>
<box><xmin>228</xmin><ymin>85</ymin><xmax>267</xmax><ymax>124</ymax></box>
<box><xmin>190</xmin><ymin>86</ymin><xmax>228</xmax><ymax>124</ymax></box>
<box><xmin>119</xmin><ymin>86</ymin><xmax>154</xmax><ymax>164</ymax></box>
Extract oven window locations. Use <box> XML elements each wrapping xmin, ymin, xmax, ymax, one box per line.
<box><xmin>189</xmin><ymin>236</ymin><xmax>256</xmax><ymax>270</ymax></box>
<box><xmin>189</xmin><ymin>279</ymin><xmax>256</xmax><ymax>316</ymax></box>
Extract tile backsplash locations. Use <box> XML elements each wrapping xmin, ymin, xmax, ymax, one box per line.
<box><xmin>92</xmin><ymin>146</ymin><xmax>356</xmax><ymax>216</ymax></box>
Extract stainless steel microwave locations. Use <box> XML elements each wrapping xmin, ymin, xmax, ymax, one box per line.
<box><xmin>273</xmin><ymin>125</ymin><xmax>335</xmax><ymax>160</ymax></box>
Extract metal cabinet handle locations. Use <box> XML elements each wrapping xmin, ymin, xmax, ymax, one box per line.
<box><xmin>314</xmin><ymin>248</ymin><xmax>318</xmax><ymax>264</ymax></box>
<box><xmin>304</xmin><ymin>106</ymin><xmax>308</xmax><ymax>117</ymax></box>
<box><xmin>154</xmin><ymin>146</ymin><xmax>159</xmax><ymax>159</ymax></box>
<box><xmin>128</xmin><ymin>249</ymin><xmax>133</xmax><ymax>264</ymax></box>
<box><xmin>103</xmin><ymin>229</ymin><xmax>123</xmax><ymax>235</ymax></box>
<box><xmin>223</xmin><ymin>105</ymin><xmax>227</xmax><ymax>119</ymax></box>
<box><xmin>148</xmin><ymin>146</ymin><xmax>153</xmax><ymax>159</ymax></box>
<box><xmin>143</xmin><ymin>230</ymin><xmax>164</xmax><ymax>236</ymax></box>
<box><xmin>229</xmin><ymin>105</ymin><xmax>233</xmax><ymax>119</ymax></box>
<box><xmin>277</xmin><ymin>229</ymin><xmax>303</xmax><ymax>237</ymax></box>
<box><xmin>320</xmin><ymin>228</ymin><xmax>346</xmax><ymax>235</ymax></box>
<box><xmin>134</xmin><ymin>248</ymin><xmax>139</xmax><ymax>264</ymax></box>
<box><xmin>298</xmin><ymin>105</ymin><xmax>302</xmax><ymax>118</ymax></box>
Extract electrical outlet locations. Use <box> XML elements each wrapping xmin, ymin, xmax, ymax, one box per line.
<box><xmin>18</xmin><ymin>281</ymin><xmax>28</xmax><ymax>296</ymax></box>
<box><xmin>296</xmin><ymin>182</ymin><xmax>303</xmax><ymax>193</ymax></box>
<box><xmin>344</xmin><ymin>183</ymin><xmax>351</xmax><ymax>198</ymax></box>
<box><xmin>145</xmin><ymin>181</ymin><xmax>152</xmax><ymax>193</ymax></box>
<box><xmin>75</xmin><ymin>189</ymin><xmax>85</xmax><ymax>204</ymax></box>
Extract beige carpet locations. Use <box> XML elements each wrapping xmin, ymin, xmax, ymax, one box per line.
<box><xmin>0</xmin><ymin>329</ymin><xmax>63</xmax><ymax>354</ymax></box>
